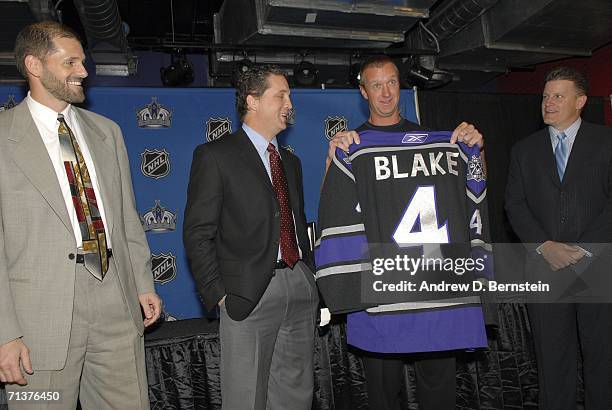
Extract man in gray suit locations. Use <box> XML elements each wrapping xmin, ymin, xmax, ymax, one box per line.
<box><xmin>0</xmin><ymin>22</ymin><xmax>161</xmax><ymax>409</ymax></box>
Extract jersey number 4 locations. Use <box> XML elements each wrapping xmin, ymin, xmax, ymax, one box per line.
<box><xmin>393</xmin><ymin>185</ymin><xmax>448</xmax><ymax>247</ymax></box>
<box><xmin>392</xmin><ymin>185</ymin><xmax>482</xmax><ymax>254</ymax></box>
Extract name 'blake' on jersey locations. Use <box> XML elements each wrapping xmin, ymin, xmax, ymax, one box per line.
<box><xmin>373</xmin><ymin>148</ymin><xmax>460</xmax><ymax>180</ymax></box>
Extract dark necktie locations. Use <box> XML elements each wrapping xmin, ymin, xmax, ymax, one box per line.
<box><xmin>555</xmin><ymin>132</ymin><xmax>569</xmax><ymax>180</ymax></box>
<box><xmin>58</xmin><ymin>114</ymin><xmax>109</xmax><ymax>280</ymax></box>
<box><xmin>267</xmin><ymin>143</ymin><xmax>299</xmax><ymax>268</ymax></box>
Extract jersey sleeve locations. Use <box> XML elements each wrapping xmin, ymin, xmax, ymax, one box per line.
<box><xmin>316</xmin><ymin>148</ymin><xmax>374</xmax><ymax>313</ymax></box>
<box><xmin>458</xmin><ymin>143</ymin><xmax>498</xmax><ymax>325</ymax></box>
<box><xmin>458</xmin><ymin>143</ymin><xmax>494</xmax><ymax>280</ymax></box>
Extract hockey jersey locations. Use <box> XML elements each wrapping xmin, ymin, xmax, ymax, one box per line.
<box><xmin>316</xmin><ymin>127</ymin><xmax>492</xmax><ymax>353</ymax></box>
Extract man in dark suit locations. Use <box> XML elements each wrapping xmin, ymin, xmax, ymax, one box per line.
<box><xmin>505</xmin><ymin>66</ymin><xmax>612</xmax><ymax>409</ymax></box>
<box><xmin>183</xmin><ymin>66</ymin><xmax>318</xmax><ymax>409</ymax></box>
<box><xmin>0</xmin><ymin>22</ymin><xmax>160</xmax><ymax>409</ymax></box>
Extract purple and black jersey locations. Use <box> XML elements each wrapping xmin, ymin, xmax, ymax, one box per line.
<box><xmin>316</xmin><ymin>128</ymin><xmax>491</xmax><ymax>353</ymax></box>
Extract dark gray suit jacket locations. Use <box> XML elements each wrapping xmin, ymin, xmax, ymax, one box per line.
<box><xmin>505</xmin><ymin>120</ymin><xmax>612</xmax><ymax>295</ymax></box>
<box><xmin>183</xmin><ymin>128</ymin><xmax>313</xmax><ymax>321</ymax></box>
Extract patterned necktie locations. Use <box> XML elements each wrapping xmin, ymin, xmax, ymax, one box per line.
<box><xmin>555</xmin><ymin>132</ymin><xmax>569</xmax><ymax>180</ymax></box>
<box><xmin>267</xmin><ymin>143</ymin><xmax>299</xmax><ymax>268</ymax></box>
<box><xmin>58</xmin><ymin>114</ymin><xmax>109</xmax><ymax>280</ymax></box>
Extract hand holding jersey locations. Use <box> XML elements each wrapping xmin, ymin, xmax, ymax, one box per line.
<box><xmin>326</xmin><ymin>122</ymin><xmax>485</xmax><ymax>173</ymax></box>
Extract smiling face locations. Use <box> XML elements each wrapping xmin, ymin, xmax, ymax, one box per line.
<box><xmin>245</xmin><ymin>74</ymin><xmax>293</xmax><ymax>141</ymax></box>
<box><xmin>359</xmin><ymin>61</ymin><xmax>401</xmax><ymax>126</ymax></box>
<box><xmin>26</xmin><ymin>36</ymin><xmax>88</xmax><ymax>112</ymax></box>
<box><xmin>542</xmin><ymin>79</ymin><xmax>587</xmax><ymax>131</ymax></box>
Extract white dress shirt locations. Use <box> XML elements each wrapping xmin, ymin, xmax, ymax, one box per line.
<box><xmin>26</xmin><ymin>92</ymin><xmax>112</xmax><ymax>248</ymax></box>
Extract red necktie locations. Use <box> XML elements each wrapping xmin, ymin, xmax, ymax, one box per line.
<box><xmin>267</xmin><ymin>143</ymin><xmax>299</xmax><ymax>268</ymax></box>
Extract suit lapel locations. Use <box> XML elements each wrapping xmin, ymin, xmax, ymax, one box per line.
<box><xmin>236</xmin><ymin>130</ymin><xmax>275</xmax><ymax>195</ymax></box>
<box><xmin>537</xmin><ymin>129</ymin><xmax>561</xmax><ymax>187</ymax></box>
<box><xmin>235</xmin><ymin>129</ymin><xmax>299</xmax><ymax>211</ymax></box>
<box><xmin>561</xmin><ymin>123</ymin><xmax>589</xmax><ymax>186</ymax></box>
<box><xmin>73</xmin><ymin>108</ymin><xmax>117</xmax><ymax>239</ymax></box>
<box><xmin>9</xmin><ymin>102</ymin><xmax>74</xmax><ymax>236</ymax></box>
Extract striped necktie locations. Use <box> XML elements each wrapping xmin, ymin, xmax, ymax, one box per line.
<box><xmin>555</xmin><ymin>132</ymin><xmax>569</xmax><ymax>181</ymax></box>
<box><xmin>58</xmin><ymin>114</ymin><xmax>109</xmax><ymax>280</ymax></box>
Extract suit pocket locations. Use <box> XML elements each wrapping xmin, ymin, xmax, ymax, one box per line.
<box><xmin>219</xmin><ymin>259</ymin><xmax>244</xmax><ymax>296</ymax></box>
<box><xmin>8</xmin><ymin>278</ymin><xmax>31</xmax><ymax>284</ymax></box>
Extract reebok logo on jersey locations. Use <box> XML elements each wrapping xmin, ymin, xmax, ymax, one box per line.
<box><xmin>402</xmin><ymin>133</ymin><xmax>428</xmax><ymax>144</ymax></box>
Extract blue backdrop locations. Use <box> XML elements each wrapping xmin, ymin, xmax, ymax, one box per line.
<box><xmin>0</xmin><ymin>86</ymin><xmax>418</xmax><ymax>320</ymax></box>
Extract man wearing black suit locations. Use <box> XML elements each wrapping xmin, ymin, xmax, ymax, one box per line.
<box><xmin>183</xmin><ymin>66</ymin><xmax>318</xmax><ymax>410</ymax></box>
<box><xmin>505</xmin><ymin>66</ymin><xmax>612</xmax><ymax>409</ymax></box>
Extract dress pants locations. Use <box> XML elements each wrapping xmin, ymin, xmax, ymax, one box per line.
<box><xmin>219</xmin><ymin>261</ymin><xmax>319</xmax><ymax>410</ymax></box>
<box><xmin>6</xmin><ymin>262</ymin><xmax>149</xmax><ymax>410</ymax></box>
<box><xmin>528</xmin><ymin>303</ymin><xmax>612</xmax><ymax>410</ymax></box>
<box><xmin>361</xmin><ymin>351</ymin><xmax>456</xmax><ymax>410</ymax></box>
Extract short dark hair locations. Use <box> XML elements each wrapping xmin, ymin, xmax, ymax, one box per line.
<box><xmin>359</xmin><ymin>55</ymin><xmax>398</xmax><ymax>85</ymax></box>
<box><xmin>14</xmin><ymin>21</ymin><xmax>81</xmax><ymax>79</ymax></box>
<box><xmin>235</xmin><ymin>65</ymin><xmax>286</xmax><ymax>121</ymax></box>
<box><xmin>544</xmin><ymin>66</ymin><xmax>589</xmax><ymax>95</ymax></box>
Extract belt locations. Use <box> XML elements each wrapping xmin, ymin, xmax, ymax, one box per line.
<box><xmin>76</xmin><ymin>249</ymin><xmax>113</xmax><ymax>264</ymax></box>
<box><xmin>274</xmin><ymin>260</ymin><xmax>289</xmax><ymax>270</ymax></box>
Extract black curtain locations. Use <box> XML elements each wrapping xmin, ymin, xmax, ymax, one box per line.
<box><xmin>141</xmin><ymin>307</ymin><xmax>538</xmax><ymax>410</ymax></box>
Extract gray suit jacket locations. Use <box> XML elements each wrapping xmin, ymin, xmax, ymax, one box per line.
<box><xmin>0</xmin><ymin>101</ymin><xmax>154</xmax><ymax>370</ymax></box>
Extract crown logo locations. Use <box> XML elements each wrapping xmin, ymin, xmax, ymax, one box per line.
<box><xmin>136</xmin><ymin>97</ymin><xmax>172</xmax><ymax>128</ymax></box>
<box><xmin>467</xmin><ymin>154</ymin><xmax>485</xmax><ymax>182</ymax></box>
<box><xmin>0</xmin><ymin>95</ymin><xmax>17</xmax><ymax>112</ymax></box>
<box><xmin>140</xmin><ymin>200</ymin><xmax>177</xmax><ymax>232</ymax></box>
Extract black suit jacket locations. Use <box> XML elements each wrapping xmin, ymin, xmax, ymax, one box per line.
<box><xmin>505</xmin><ymin>121</ymin><xmax>612</xmax><ymax>294</ymax></box>
<box><xmin>184</xmin><ymin>128</ymin><xmax>313</xmax><ymax>321</ymax></box>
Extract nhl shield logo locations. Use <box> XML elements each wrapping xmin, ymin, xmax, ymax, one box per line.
<box><xmin>206</xmin><ymin>117</ymin><xmax>232</xmax><ymax>142</ymax></box>
<box><xmin>324</xmin><ymin>116</ymin><xmax>348</xmax><ymax>140</ymax></box>
<box><xmin>0</xmin><ymin>95</ymin><xmax>17</xmax><ymax>112</ymax></box>
<box><xmin>467</xmin><ymin>155</ymin><xmax>485</xmax><ymax>182</ymax></box>
<box><xmin>141</xmin><ymin>149</ymin><xmax>170</xmax><ymax>179</ymax></box>
<box><xmin>151</xmin><ymin>252</ymin><xmax>177</xmax><ymax>284</ymax></box>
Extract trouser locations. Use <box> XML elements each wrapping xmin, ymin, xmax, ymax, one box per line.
<box><xmin>528</xmin><ymin>303</ymin><xmax>612</xmax><ymax>410</ymax></box>
<box><xmin>361</xmin><ymin>351</ymin><xmax>456</xmax><ymax>410</ymax></box>
<box><xmin>219</xmin><ymin>261</ymin><xmax>319</xmax><ymax>410</ymax></box>
<box><xmin>6</xmin><ymin>262</ymin><xmax>148</xmax><ymax>410</ymax></box>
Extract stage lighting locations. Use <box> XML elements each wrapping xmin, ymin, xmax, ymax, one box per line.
<box><xmin>349</xmin><ymin>63</ymin><xmax>361</xmax><ymax>88</ymax></box>
<box><xmin>231</xmin><ymin>58</ymin><xmax>253</xmax><ymax>86</ymax></box>
<box><xmin>402</xmin><ymin>56</ymin><xmax>452</xmax><ymax>89</ymax></box>
<box><xmin>294</xmin><ymin>61</ymin><xmax>318</xmax><ymax>87</ymax></box>
<box><xmin>160</xmin><ymin>53</ymin><xmax>194</xmax><ymax>87</ymax></box>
